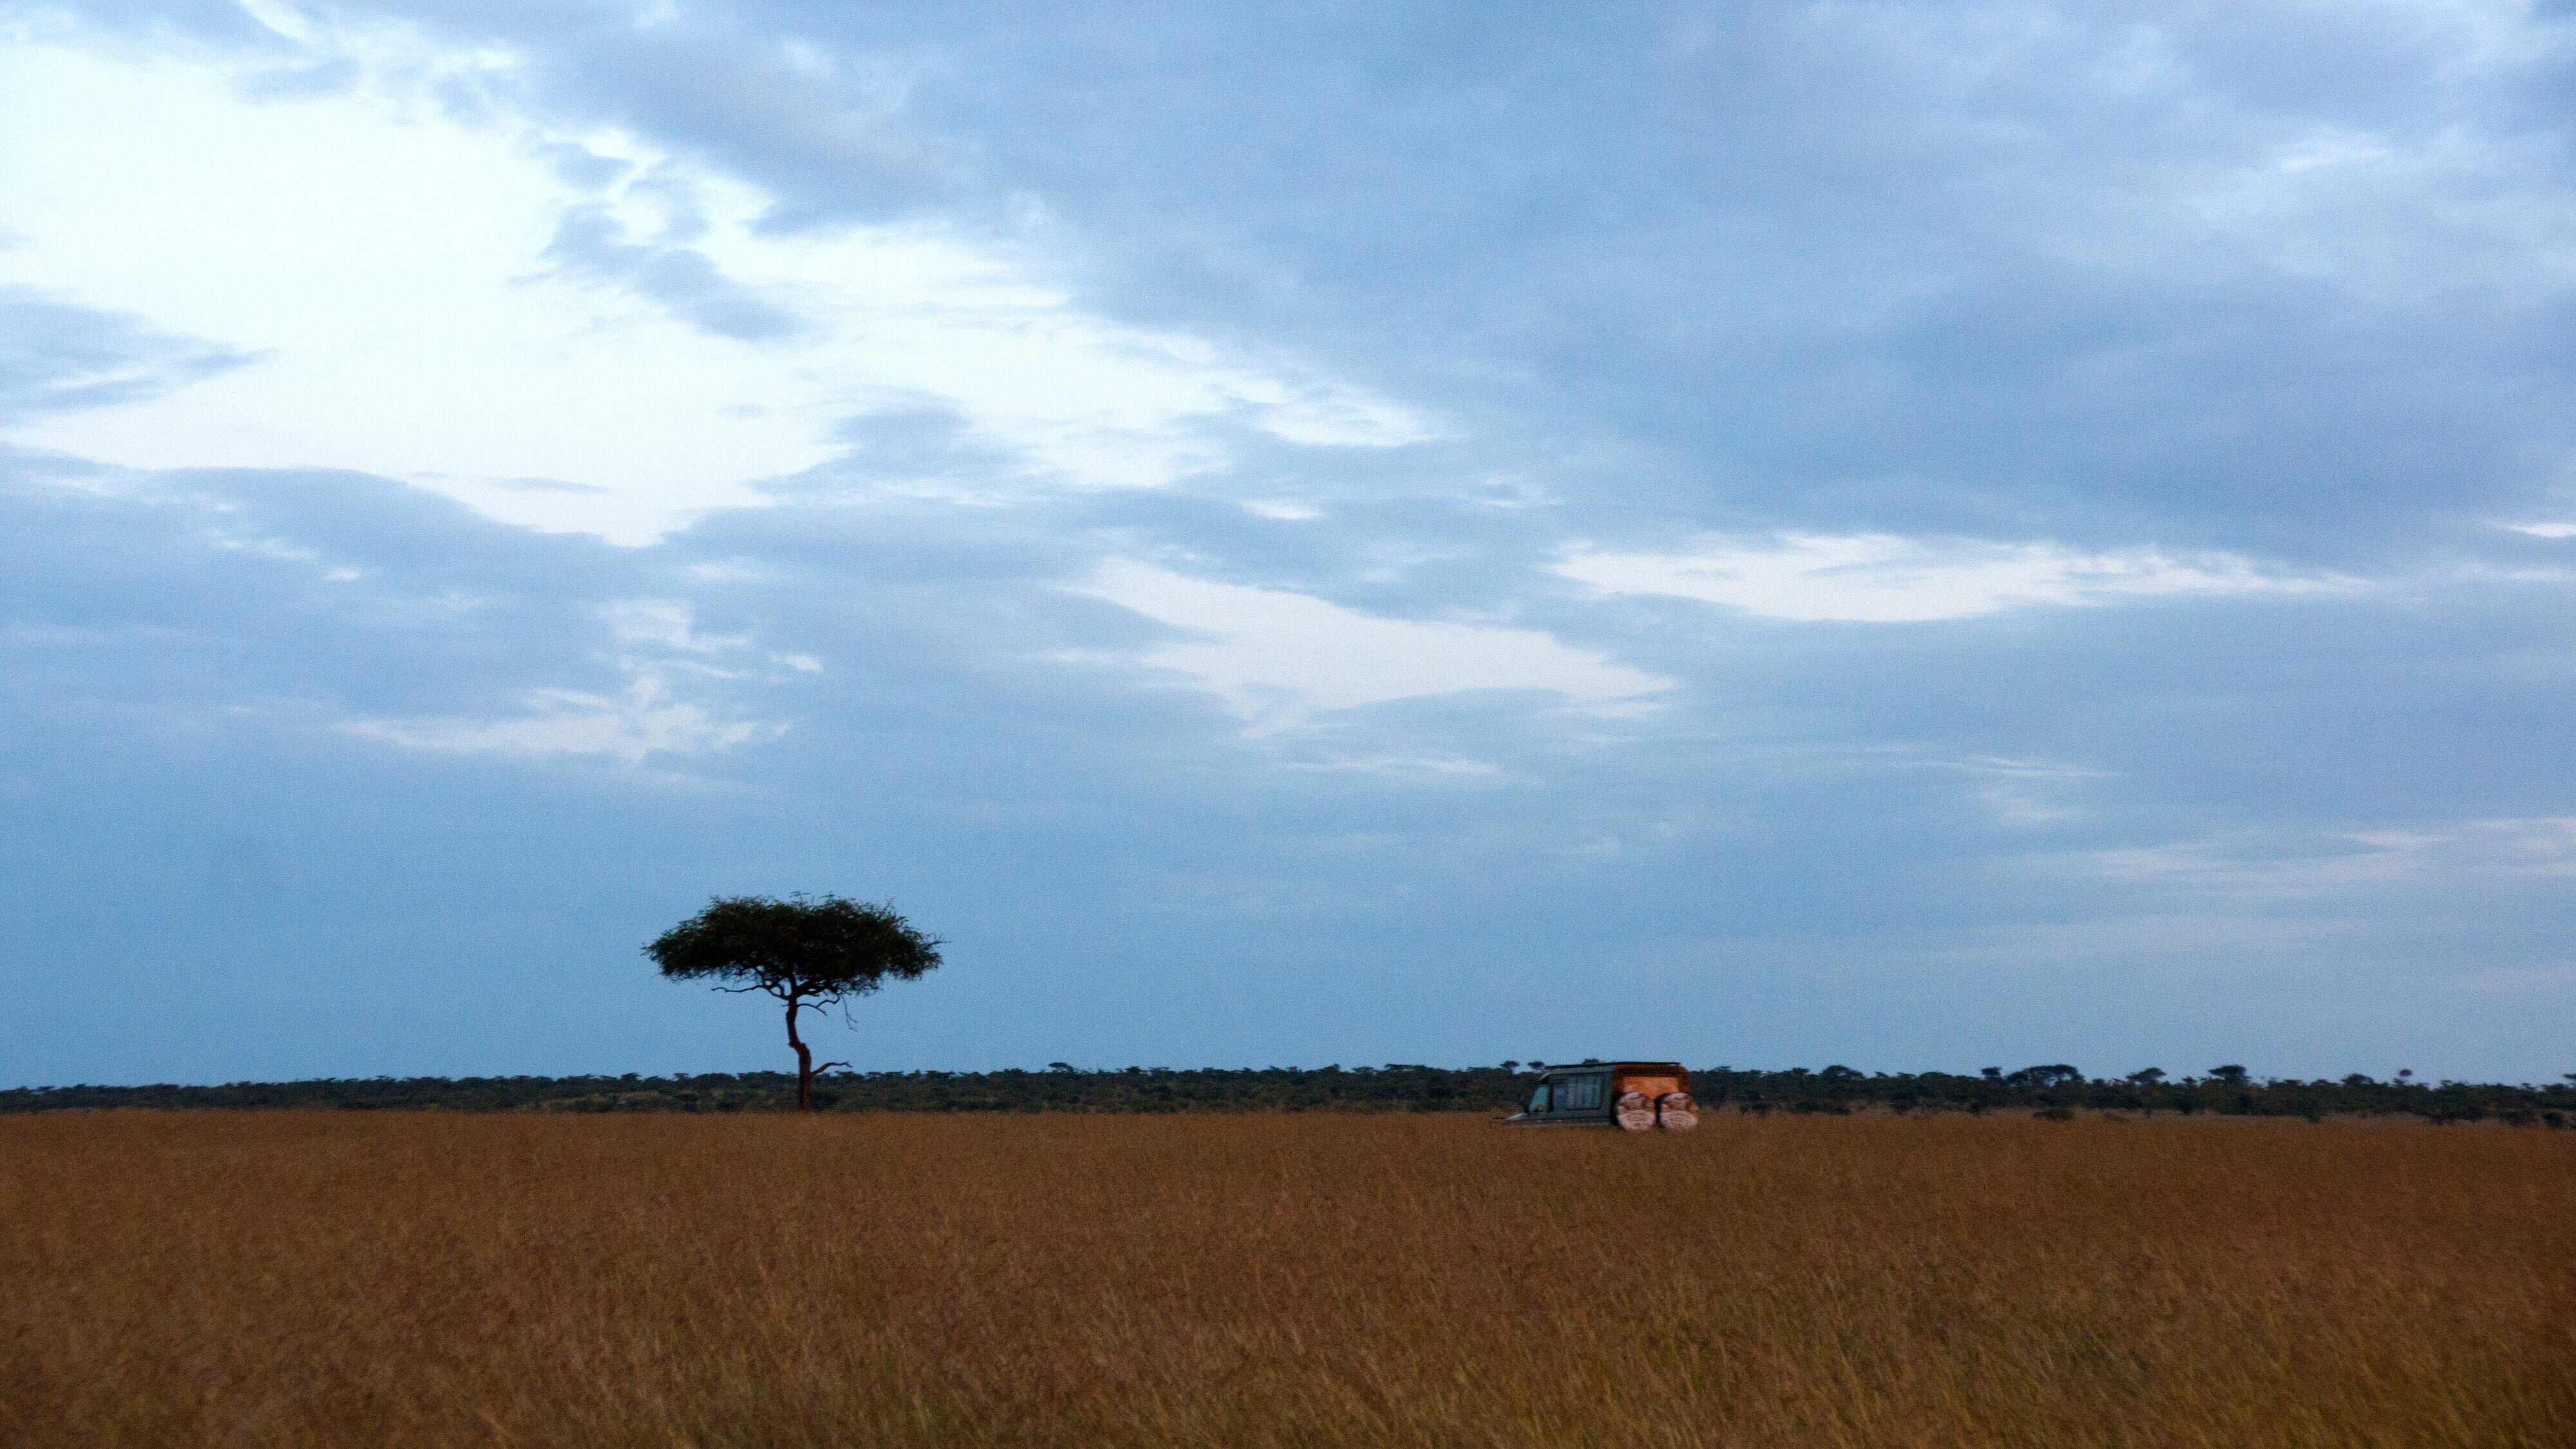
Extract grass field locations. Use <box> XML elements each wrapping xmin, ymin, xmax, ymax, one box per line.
<box><xmin>4</xmin><ymin>1112</ymin><xmax>2570</xmax><ymax>1447</ymax></box>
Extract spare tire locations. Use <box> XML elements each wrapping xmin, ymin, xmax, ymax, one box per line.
<box><xmin>1657</xmin><ymin>1092</ymin><xmax>1698</xmax><ymax>1131</ymax></box>
<box><xmin>1615</xmin><ymin>1090</ymin><xmax>1656</xmax><ymax>1132</ymax></box>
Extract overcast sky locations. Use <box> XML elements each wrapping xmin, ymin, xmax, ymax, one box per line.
<box><xmin>6</xmin><ymin>0</ymin><xmax>2575</xmax><ymax>1086</ymax></box>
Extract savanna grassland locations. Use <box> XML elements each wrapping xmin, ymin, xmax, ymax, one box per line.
<box><xmin>3</xmin><ymin>1112</ymin><xmax>2570</xmax><ymax>1448</ymax></box>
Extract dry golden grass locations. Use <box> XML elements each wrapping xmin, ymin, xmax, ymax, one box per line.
<box><xmin>3</xmin><ymin>1111</ymin><xmax>2570</xmax><ymax>1448</ymax></box>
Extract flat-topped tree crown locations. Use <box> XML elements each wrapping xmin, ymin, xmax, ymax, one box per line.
<box><xmin>647</xmin><ymin>894</ymin><xmax>941</xmax><ymax>1111</ymax></box>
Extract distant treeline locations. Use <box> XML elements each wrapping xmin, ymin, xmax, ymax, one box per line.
<box><xmin>6</xmin><ymin>1063</ymin><xmax>2573</xmax><ymax>1124</ymax></box>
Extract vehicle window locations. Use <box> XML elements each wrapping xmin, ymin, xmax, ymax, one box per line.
<box><xmin>1563</xmin><ymin>1074</ymin><xmax>1603</xmax><ymax>1111</ymax></box>
<box><xmin>1526</xmin><ymin>1084</ymin><xmax>1551</xmax><ymax>1113</ymax></box>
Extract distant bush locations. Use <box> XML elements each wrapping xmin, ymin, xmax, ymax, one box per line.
<box><xmin>5</xmin><ymin>1064</ymin><xmax>2568</xmax><ymax>1122</ymax></box>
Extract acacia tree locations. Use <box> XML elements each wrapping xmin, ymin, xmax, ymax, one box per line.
<box><xmin>647</xmin><ymin>894</ymin><xmax>942</xmax><ymax>1112</ymax></box>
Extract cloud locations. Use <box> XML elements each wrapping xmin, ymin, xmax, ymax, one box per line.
<box><xmin>0</xmin><ymin>30</ymin><xmax>1435</xmax><ymax>545</ymax></box>
<box><xmin>2464</xmin><ymin>817</ymin><xmax>2576</xmax><ymax>878</ymax></box>
<box><xmin>1558</xmin><ymin>534</ymin><xmax>2345</xmax><ymax>623</ymax></box>
<box><xmin>1936</xmin><ymin>755</ymin><xmax>2109</xmax><ymax>828</ymax></box>
<box><xmin>1077</xmin><ymin>561</ymin><xmax>1667</xmax><ymax>727</ymax></box>
<box><xmin>0</xmin><ymin>288</ymin><xmax>254</xmax><ymax>424</ymax></box>
<box><xmin>1275</xmin><ymin>752</ymin><xmax>1508</xmax><ymax>782</ymax></box>
<box><xmin>341</xmin><ymin>598</ymin><xmax>789</xmax><ymax>761</ymax></box>
<box><xmin>10</xmin><ymin>1</ymin><xmax>2576</xmax><ymax>1084</ymax></box>
<box><xmin>341</xmin><ymin>673</ymin><xmax>768</xmax><ymax>762</ymax></box>
<box><xmin>2078</xmin><ymin>816</ymin><xmax>2576</xmax><ymax>902</ymax></box>
<box><xmin>2081</xmin><ymin>834</ymin><xmax>2431</xmax><ymax>901</ymax></box>
<box><xmin>538</xmin><ymin>202</ymin><xmax>802</xmax><ymax>342</ymax></box>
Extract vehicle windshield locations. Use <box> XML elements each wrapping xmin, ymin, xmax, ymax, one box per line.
<box><xmin>1526</xmin><ymin>1084</ymin><xmax>1551</xmax><ymax>1113</ymax></box>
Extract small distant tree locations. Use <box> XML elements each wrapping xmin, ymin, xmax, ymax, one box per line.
<box><xmin>647</xmin><ymin>895</ymin><xmax>942</xmax><ymax>1112</ymax></box>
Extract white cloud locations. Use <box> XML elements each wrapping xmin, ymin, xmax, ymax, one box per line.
<box><xmin>603</xmin><ymin>598</ymin><xmax>741</xmax><ymax>658</ymax></box>
<box><xmin>2078</xmin><ymin>817</ymin><xmax>2576</xmax><ymax>902</ymax></box>
<box><xmin>2081</xmin><ymin>835</ymin><xmax>2429</xmax><ymax>900</ymax></box>
<box><xmin>1276</xmin><ymin>752</ymin><xmax>1508</xmax><ymax>782</ymax></box>
<box><xmin>2175</xmin><ymin>121</ymin><xmax>2576</xmax><ymax>306</ymax></box>
<box><xmin>0</xmin><ymin>31</ymin><xmax>1434</xmax><ymax>544</ymax></box>
<box><xmin>1945</xmin><ymin>755</ymin><xmax>2108</xmax><ymax>828</ymax></box>
<box><xmin>2509</xmin><ymin>522</ymin><xmax>2576</xmax><ymax>539</ymax></box>
<box><xmin>1558</xmin><ymin>533</ymin><xmax>2342</xmax><ymax>623</ymax></box>
<box><xmin>342</xmin><ymin>599</ymin><xmax>784</xmax><ymax>761</ymax></box>
<box><xmin>1077</xmin><ymin>562</ymin><xmax>1667</xmax><ymax>728</ymax></box>
<box><xmin>2471</xmin><ymin>817</ymin><xmax>2576</xmax><ymax>876</ymax></box>
<box><xmin>342</xmin><ymin>674</ymin><xmax>768</xmax><ymax>762</ymax></box>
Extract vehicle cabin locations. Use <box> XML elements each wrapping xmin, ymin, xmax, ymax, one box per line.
<box><xmin>1506</xmin><ymin>1062</ymin><xmax>1697</xmax><ymax>1131</ymax></box>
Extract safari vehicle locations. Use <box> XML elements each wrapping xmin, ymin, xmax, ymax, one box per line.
<box><xmin>1505</xmin><ymin>1061</ymin><xmax>1697</xmax><ymax>1131</ymax></box>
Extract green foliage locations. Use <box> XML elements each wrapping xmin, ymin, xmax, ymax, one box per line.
<box><xmin>647</xmin><ymin>895</ymin><xmax>940</xmax><ymax>1001</ymax></box>
<box><xmin>648</xmin><ymin>893</ymin><xmax>942</xmax><ymax>1112</ymax></box>
<box><xmin>7</xmin><ymin>1064</ymin><xmax>2573</xmax><ymax>1121</ymax></box>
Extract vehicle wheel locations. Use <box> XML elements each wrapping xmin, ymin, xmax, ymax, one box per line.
<box><xmin>1656</xmin><ymin>1092</ymin><xmax>1698</xmax><ymax>1130</ymax></box>
<box><xmin>1615</xmin><ymin>1090</ymin><xmax>1656</xmax><ymax>1132</ymax></box>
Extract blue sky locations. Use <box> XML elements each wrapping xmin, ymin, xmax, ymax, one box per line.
<box><xmin>6</xmin><ymin>0</ymin><xmax>2575</xmax><ymax>1086</ymax></box>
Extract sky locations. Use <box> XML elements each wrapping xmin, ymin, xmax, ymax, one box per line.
<box><xmin>5</xmin><ymin>0</ymin><xmax>2575</xmax><ymax>1087</ymax></box>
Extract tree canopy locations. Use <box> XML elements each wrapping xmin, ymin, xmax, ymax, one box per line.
<box><xmin>647</xmin><ymin>895</ymin><xmax>941</xmax><ymax>1110</ymax></box>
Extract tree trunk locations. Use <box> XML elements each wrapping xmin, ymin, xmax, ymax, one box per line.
<box><xmin>786</xmin><ymin>995</ymin><xmax>814</xmax><ymax>1112</ymax></box>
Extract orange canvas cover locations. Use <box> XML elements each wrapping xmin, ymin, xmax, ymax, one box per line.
<box><xmin>1613</xmin><ymin>1070</ymin><xmax>1683</xmax><ymax>1102</ymax></box>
